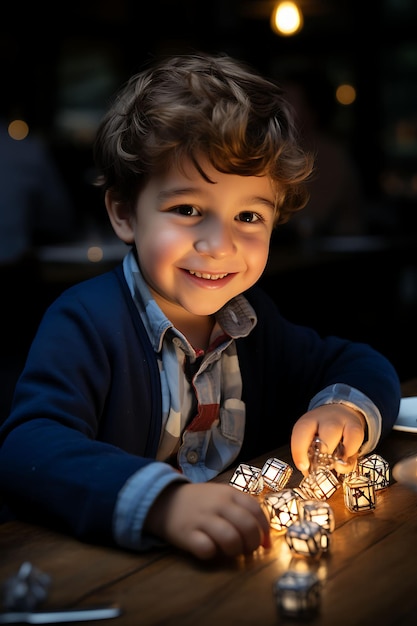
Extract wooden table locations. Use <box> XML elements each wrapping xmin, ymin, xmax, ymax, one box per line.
<box><xmin>1</xmin><ymin>384</ymin><xmax>417</xmax><ymax>625</ymax></box>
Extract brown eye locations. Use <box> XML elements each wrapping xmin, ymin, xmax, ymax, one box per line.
<box><xmin>173</xmin><ymin>204</ymin><xmax>199</xmax><ymax>216</ymax></box>
<box><xmin>237</xmin><ymin>211</ymin><xmax>260</xmax><ymax>223</ymax></box>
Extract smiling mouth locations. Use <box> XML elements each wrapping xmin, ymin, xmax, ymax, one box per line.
<box><xmin>188</xmin><ymin>270</ymin><xmax>229</xmax><ymax>280</ymax></box>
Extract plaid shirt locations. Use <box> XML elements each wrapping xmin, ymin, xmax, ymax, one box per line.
<box><xmin>124</xmin><ymin>250</ymin><xmax>257</xmax><ymax>482</ymax></box>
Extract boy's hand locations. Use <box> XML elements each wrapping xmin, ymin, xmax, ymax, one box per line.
<box><xmin>291</xmin><ymin>403</ymin><xmax>366</xmax><ymax>476</ymax></box>
<box><xmin>144</xmin><ymin>481</ymin><xmax>271</xmax><ymax>560</ymax></box>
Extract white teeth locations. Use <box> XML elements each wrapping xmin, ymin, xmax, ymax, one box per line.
<box><xmin>189</xmin><ymin>270</ymin><xmax>228</xmax><ymax>280</ymax></box>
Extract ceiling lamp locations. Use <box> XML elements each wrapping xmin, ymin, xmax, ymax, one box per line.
<box><xmin>271</xmin><ymin>1</ymin><xmax>303</xmax><ymax>36</ymax></box>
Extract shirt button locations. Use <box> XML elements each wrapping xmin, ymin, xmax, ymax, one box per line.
<box><xmin>186</xmin><ymin>451</ymin><xmax>199</xmax><ymax>464</ymax></box>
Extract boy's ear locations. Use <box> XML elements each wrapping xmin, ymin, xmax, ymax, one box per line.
<box><xmin>105</xmin><ymin>190</ymin><xmax>135</xmax><ymax>244</ymax></box>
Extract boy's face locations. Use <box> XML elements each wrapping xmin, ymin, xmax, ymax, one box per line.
<box><xmin>111</xmin><ymin>157</ymin><xmax>276</xmax><ymax>321</ymax></box>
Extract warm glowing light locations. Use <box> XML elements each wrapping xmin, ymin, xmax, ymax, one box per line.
<box><xmin>8</xmin><ymin>119</ymin><xmax>29</xmax><ymax>141</ymax></box>
<box><xmin>263</xmin><ymin>489</ymin><xmax>301</xmax><ymax>531</ymax></box>
<box><xmin>261</xmin><ymin>457</ymin><xmax>293</xmax><ymax>491</ymax></box>
<box><xmin>299</xmin><ymin>500</ymin><xmax>335</xmax><ymax>533</ymax></box>
<box><xmin>343</xmin><ymin>475</ymin><xmax>376</xmax><ymax>512</ymax></box>
<box><xmin>285</xmin><ymin>520</ymin><xmax>330</xmax><ymax>557</ymax></box>
<box><xmin>336</xmin><ymin>83</ymin><xmax>356</xmax><ymax>106</ymax></box>
<box><xmin>87</xmin><ymin>246</ymin><xmax>104</xmax><ymax>262</ymax></box>
<box><xmin>357</xmin><ymin>453</ymin><xmax>390</xmax><ymax>490</ymax></box>
<box><xmin>271</xmin><ymin>2</ymin><xmax>303</xmax><ymax>36</ymax></box>
<box><xmin>229</xmin><ymin>463</ymin><xmax>264</xmax><ymax>494</ymax></box>
<box><xmin>299</xmin><ymin>467</ymin><xmax>340</xmax><ymax>500</ymax></box>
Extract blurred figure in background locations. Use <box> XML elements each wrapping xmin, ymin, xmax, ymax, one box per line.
<box><xmin>0</xmin><ymin>115</ymin><xmax>75</xmax><ymax>420</ymax></box>
<box><xmin>279</xmin><ymin>68</ymin><xmax>365</xmax><ymax>240</ymax></box>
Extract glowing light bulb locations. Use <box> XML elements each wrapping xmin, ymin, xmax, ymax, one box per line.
<box><xmin>271</xmin><ymin>2</ymin><xmax>303</xmax><ymax>36</ymax></box>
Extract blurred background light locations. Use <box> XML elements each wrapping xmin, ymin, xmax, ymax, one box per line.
<box><xmin>270</xmin><ymin>1</ymin><xmax>303</xmax><ymax>36</ymax></box>
<box><xmin>336</xmin><ymin>83</ymin><xmax>357</xmax><ymax>106</ymax></box>
<box><xmin>8</xmin><ymin>119</ymin><xmax>29</xmax><ymax>141</ymax></box>
<box><xmin>87</xmin><ymin>246</ymin><xmax>104</xmax><ymax>262</ymax></box>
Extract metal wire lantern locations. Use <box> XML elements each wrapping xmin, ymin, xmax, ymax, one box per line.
<box><xmin>357</xmin><ymin>453</ymin><xmax>390</xmax><ymax>490</ymax></box>
<box><xmin>299</xmin><ymin>466</ymin><xmax>340</xmax><ymax>500</ymax></box>
<box><xmin>343</xmin><ymin>474</ymin><xmax>376</xmax><ymax>512</ymax></box>
<box><xmin>261</xmin><ymin>457</ymin><xmax>293</xmax><ymax>491</ymax></box>
<box><xmin>263</xmin><ymin>488</ymin><xmax>301</xmax><ymax>531</ymax></box>
<box><xmin>229</xmin><ymin>463</ymin><xmax>263</xmax><ymax>494</ymax></box>
<box><xmin>273</xmin><ymin>570</ymin><xmax>321</xmax><ymax>619</ymax></box>
<box><xmin>298</xmin><ymin>499</ymin><xmax>335</xmax><ymax>533</ymax></box>
<box><xmin>285</xmin><ymin>520</ymin><xmax>330</xmax><ymax>557</ymax></box>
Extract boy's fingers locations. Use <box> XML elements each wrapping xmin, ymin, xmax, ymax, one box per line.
<box><xmin>187</xmin><ymin>529</ymin><xmax>218</xmax><ymax>560</ymax></box>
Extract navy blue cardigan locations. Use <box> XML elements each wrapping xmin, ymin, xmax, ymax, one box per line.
<box><xmin>0</xmin><ymin>263</ymin><xmax>401</xmax><ymax>545</ymax></box>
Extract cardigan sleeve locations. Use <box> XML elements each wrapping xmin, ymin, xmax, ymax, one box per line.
<box><xmin>0</xmin><ymin>266</ymin><xmax>164</xmax><ymax>545</ymax></box>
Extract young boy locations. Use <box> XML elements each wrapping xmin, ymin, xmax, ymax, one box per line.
<box><xmin>0</xmin><ymin>53</ymin><xmax>400</xmax><ymax>561</ymax></box>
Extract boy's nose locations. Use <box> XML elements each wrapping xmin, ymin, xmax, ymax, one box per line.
<box><xmin>194</xmin><ymin>219</ymin><xmax>237</xmax><ymax>258</ymax></box>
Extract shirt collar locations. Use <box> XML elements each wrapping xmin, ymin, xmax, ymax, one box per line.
<box><xmin>123</xmin><ymin>249</ymin><xmax>257</xmax><ymax>353</ymax></box>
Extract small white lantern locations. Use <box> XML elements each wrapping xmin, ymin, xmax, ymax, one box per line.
<box><xmin>263</xmin><ymin>489</ymin><xmax>301</xmax><ymax>531</ymax></box>
<box><xmin>261</xmin><ymin>457</ymin><xmax>293</xmax><ymax>491</ymax></box>
<box><xmin>299</xmin><ymin>467</ymin><xmax>340</xmax><ymax>500</ymax></box>
<box><xmin>229</xmin><ymin>463</ymin><xmax>263</xmax><ymax>494</ymax></box>
<box><xmin>285</xmin><ymin>520</ymin><xmax>330</xmax><ymax>557</ymax></box>
<box><xmin>343</xmin><ymin>474</ymin><xmax>376</xmax><ymax>512</ymax></box>
<box><xmin>273</xmin><ymin>570</ymin><xmax>321</xmax><ymax>619</ymax></box>
<box><xmin>357</xmin><ymin>453</ymin><xmax>390</xmax><ymax>490</ymax></box>
<box><xmin>299</xmin><ymin>499</ymin><xmax>335</xmax><ymax>533</ymax></box>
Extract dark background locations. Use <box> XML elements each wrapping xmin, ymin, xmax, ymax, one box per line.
<box><xmin>1</xmin><ymin>0</ymin><xmax>417</xmax><ymax>401</ymax></box>
<box><xmin>2</xmin><ymin>0</ymin><xmax>416</xmax><ymax>228</ymax></box>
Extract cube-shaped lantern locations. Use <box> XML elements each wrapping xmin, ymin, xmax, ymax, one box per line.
<box><xmin>285</xmin><ymin>520</ymin><xmax>330</xmax><ymax>557</ymax></box>
<box><xmin>357</xmin><ymin>453</ymin><xmax>390</xmax><ymax>490</ymax></box>
<box><xmin>343</xmin><ymin>474</ymin><xmax>376</xmax><ymax>512</ymax></box>
<box><xmin>299</xmin><ymin>467</ymin><xmax>340</xmax><ymax>500</ymax></box>
<box><xmin>229</xmin><ymin>463</ymin><xmax>263</xmax><ymax>494</ymax></box>
<box><xmin>263</xmin><ymin>489</ymin><xmax>300</xmax><ymax>531</ymax></box>
<box><xmin>261</xmin><ymin>457</ymin><xmax>293</xmax><ymax>491</ymax></box>
<box><xmin>299</xmin><ymin>499</ymin><xmax>335</xmax><ymax>533</ymax></box>
<box><xmin>273</xmin><ymin>570</ymin><xmax>321</xmax><ymax>619</ymax></box>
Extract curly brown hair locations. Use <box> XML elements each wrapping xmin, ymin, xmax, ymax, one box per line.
<box><xmin>93</xmin><ymin>52</ymin><xmax>314</xmax><ymax>226</ymax></box>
